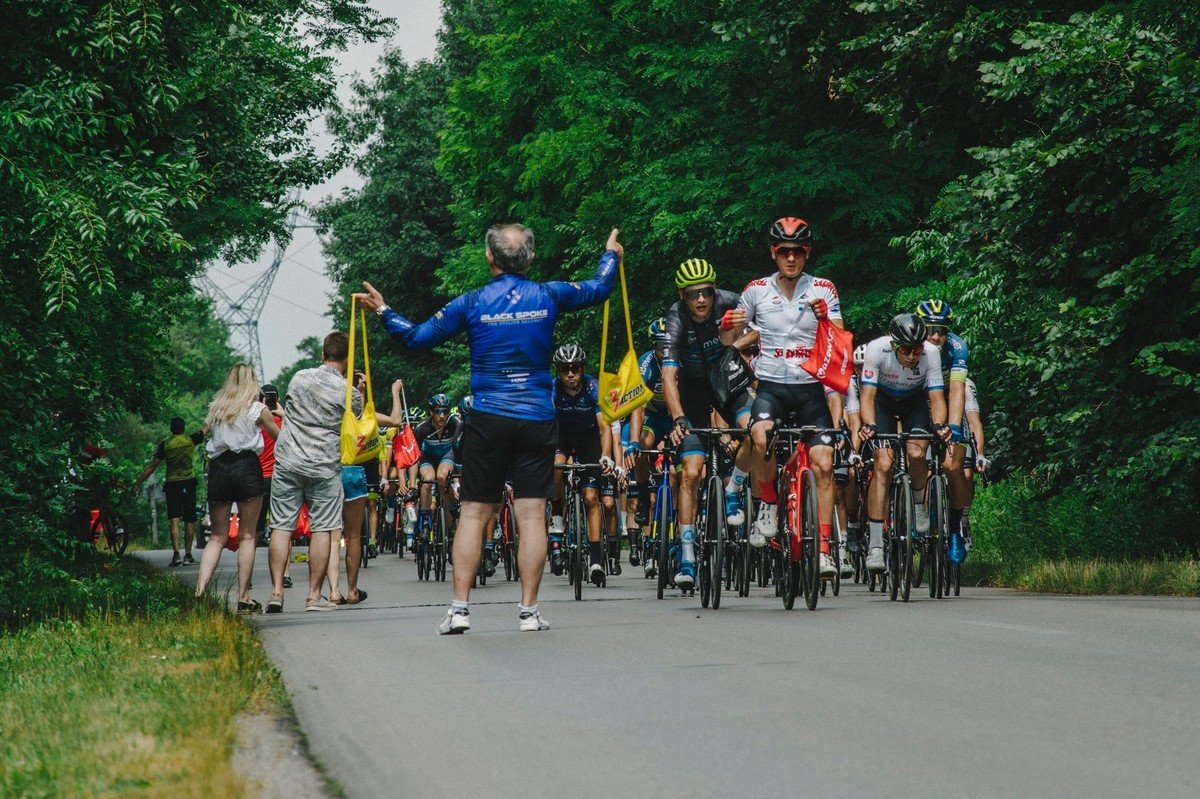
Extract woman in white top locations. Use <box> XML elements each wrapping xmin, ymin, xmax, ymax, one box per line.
<box><xmin>195</xmin><ymin>364</ymin><xmax>281</xmax><ymax>609</ymax></box>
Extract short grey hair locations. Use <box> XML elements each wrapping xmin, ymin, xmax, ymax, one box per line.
<box><xmin>485</xmin><ymin>224</ymin><xmax>535</xmax><ymax>275</ymax></box>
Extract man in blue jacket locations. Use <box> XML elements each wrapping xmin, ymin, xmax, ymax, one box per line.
<box><xmin>356</xmin><ymin>225</ymin><xmax>622</xmax><ymax>634</ymax></box>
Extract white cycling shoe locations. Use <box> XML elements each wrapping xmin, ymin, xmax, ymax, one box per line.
<box><xmin>751</xmin><ymin>504</ymin><xmax>777</xmax><ymax>547</ymax></box>
<box><xmin>866</xmin><ymin>547</ymin><xmax>886</xmax><ymax>573</ymax></box>
<box><xmin>840</xmin><ymin>555</ymin><xmax>855</xmax><ymax>577</ymax></box>
<box><xmin>819</xmin><ymin>553</ymin><xmax>837</xmax><ymax>578</ymax></box>
<box><xmin>913</xmin><ymin>503</ymin><xmax>930</xmax><ymax>534</ymax></box>
<box><xmin>549</xmin><ymin>515</ymin><xmax>565</xmax><ymax>535</ymax></box>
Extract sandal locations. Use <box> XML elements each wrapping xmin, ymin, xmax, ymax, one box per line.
<box><xmin>330</xmin><ymin>595</ymin><xmax>347</xmax><ymax>606</ymax></box>
<box><xmin>347</xmin><ymin>589</ymin><xmax>368</xmax><ymax>605</ymax></box>
<box><xmin>236</xmin><ymin>598</ymin><xmax>263</xmax><ymax>615</ymax></box>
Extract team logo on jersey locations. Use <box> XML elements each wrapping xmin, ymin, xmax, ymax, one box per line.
<box><xmin>481</xmin><ymin>309</ymin><xmax>549</xmax><ymax>323</ymax></box>
<box><xmin>863</xmin><ymin>369</ymin><xmax>875</xmax><ymax>380</ymax></box>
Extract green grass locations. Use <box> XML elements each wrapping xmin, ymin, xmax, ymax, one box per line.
<box><xmin>962</xmin><ymin>556</ymin><xmax>1200</xmax><ymax>595</ymax></box>
<box><xmin>0</xmin><ymin>558</ymin><xmax>282</xmax><ymax>798</ymax></box>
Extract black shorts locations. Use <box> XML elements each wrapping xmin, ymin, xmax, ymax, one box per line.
<box><xmin>874</xmin><ymin>392</ymin><xmax>932</xmax><ymax>436</ymax></box>
<box><xmin>557</xmin><ymin>430</ymin><xmax>601</xmax><ymax>463</ymax></box>
<box><xmin>460</xmin><ymin>411</ymin><xmax>557</xmax><ymax>503</ymax></box>
<box><xmin>256</xmin><ymin>477</ymin><xmax>272</xmax><ymax>533</ymax></box>
<box><xmin>207</xmin><ymin>450</ymin><xmax>265</xmax><ymax>504</ymax></box>
<box><xmin>164</xmin><ymin>479</ymin><xmax>197</xmax><ymax>522</ymax></box>
<box><xmin>363</xmin><ymin>459</ymin><xmax>381</xmax><ymax>492</ymax></box>
<box><xmin>751</xmin><ymin>380</ymin><xmax>836</xmax><ymax>446</ymax></box>
<box><xmin>677</xmin><ymin>375</ymin><xmax>753</xmax><ymax>459</ymax></box>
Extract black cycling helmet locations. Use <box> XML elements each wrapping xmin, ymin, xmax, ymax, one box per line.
<box><xmin>769</xmin><ymin>217</ymin><xmax>813</xmax><ymax>245</ymax></box>
<box><xmin>553</xmin><ymin>343</ymin><xmax>586</xmax><ymax>366</ymax></box>
<box><xmin>458</xmin><ymin>395</ymin><xmax>474</xmax><ymax>415</ymax></box>
<box><xmin>889</xmin><ymin>313</ymin><xmax>927</xmax><ymax>348</ymax></box>
<box><xmin>427</xmin><ymin>393</ymin><xmax>451</xmax><ymax>411</ymax></box>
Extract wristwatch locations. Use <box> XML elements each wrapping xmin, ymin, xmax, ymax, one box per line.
<box><xmin>375</xmin><ymin>304</ymin><xmax>389</xmax><ymax>316</ymax></box>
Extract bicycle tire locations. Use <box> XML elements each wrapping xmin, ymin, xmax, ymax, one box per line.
<box><xmin>656</xmin><ymin>485</ymin><xmax>671</xmax><ymax>601</ymax></box>
<box><xmin>435</xmin><ymin>507</ymin><xmax>448</xmax><ymax>582</ymax></box>
<box><xmin>887</xmin><ymin>485</ymin><xmax>900</xmax><ymax>602</ymax></box>
<box><xmin>104</xmin><ymin>510</ymin><xmax>130</xmax><ymax>555</ymax></box>
<box><xmin>898</xmin><ymin>474</ymin><xmax>915</xmax><ymax>602</ymax></box>
<box><xmin>698</xmin><ymin>484</ymin><xmax>711</xmax><ymax>608</ymax></box>
<box><xmin>778</xmin><ymin>487</ymin><xmax>797</xmax><ymax>610</ymax></box>
<box><xmin>801</xmin><ymin>469</ymin><xmax>820</xmax><ymax>611</ymax></box>
<box><xmin>572</xmin><ymin>491</ymin><xmax>584</xmax><ymax>601</ymax></box>
<box><xmin>929</xmin><ymin>474</ymin><xmax>948</xmax><ymax>599</ymax></box>
<box><xmin>830</xmin><ymin>506</ymin><xmax>842</xmax><ymax>598</ymax></box>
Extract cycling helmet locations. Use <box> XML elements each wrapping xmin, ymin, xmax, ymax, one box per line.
<box><xmin>458</xmin><ymin>395</ymin><xmax>474</xmax><ymax>415</ymax></box>
<box><xmin>889</xmin><ymin>313</ymin><xmax>927</xmax><ymax>348</ymax></box>
<box><xmin>769</xmin><ymin>217</ymin><xmax>813</xmax><ymax>245</ymax></box>
<box><xmin>853</xmin><ymin>344</ymin><xmax>867</xmax><ymax>367</ymax></box>
<box><xmin>916</xmin><ymin>299</ymin><xmax>954</xmax><ymax>328</ymax></box>
<box><xmin>647</xmin><ymin>317</ymin><xmax>668</xmax><ymax>342</ymax></box>
<box><xmin>427</xmin><ymin>393</ymin><xmax>451</xmax><ymax>411</ymax></box>
<box><xmin>553</xmin><ymin>343</ymin><xmax>587</xmax><ymax>366</ymax></box>
<box><xmin>675</xmin><ymin>258</ymin><xmax>717</xmax><ymax>289</ymax></box>
<box><xmin>407</xmin><ymin>406</ymin><xmax>428</xmax><ymax>424</ymax></box>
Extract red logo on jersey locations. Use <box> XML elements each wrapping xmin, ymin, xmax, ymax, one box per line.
<box><xmin>743</xmin><ymin>278</ymin><xmax>769</xmax><ymax>291</ymax></box>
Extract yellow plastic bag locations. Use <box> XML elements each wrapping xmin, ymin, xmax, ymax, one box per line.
<box><xmin>340</xmin><ymin>299</ymin><xmax>383</xmax><ymax>465</ymax></box>
<box><xmin>598</xmin><ymin>259</ymin><xmax>653</xmax><ymax>424</ymax></box>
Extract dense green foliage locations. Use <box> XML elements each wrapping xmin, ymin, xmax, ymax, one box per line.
<box><xmin>319</xmin><ymin>1</ymin><xmax>1200</xmax><ymax>555</ymax></box>
<box><xmin>1</xmin><ymin>0</ymin><xmax>384</xmax><ymax>628</ymax></box>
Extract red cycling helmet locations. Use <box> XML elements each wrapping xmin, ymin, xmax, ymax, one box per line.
<box><xmin>769</xmin><ymin>217</ymin><xmax>812</xmax><ymax>244</ymax></box>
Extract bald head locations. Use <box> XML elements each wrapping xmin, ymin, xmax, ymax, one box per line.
<box><xmin>485</xmin><ymin>224</ymin><xmax>535</xmax><ymax>275</ymax></box>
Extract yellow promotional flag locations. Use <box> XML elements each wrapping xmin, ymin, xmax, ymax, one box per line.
<box><xmin>597</xmin><ymin>259</ymin><xmax>652</xmax><ymax>424</ymax></box>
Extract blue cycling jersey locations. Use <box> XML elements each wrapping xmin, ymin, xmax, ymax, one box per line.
<box><xmin>940</xmin><ymin>332</ymin><xmax>969</xmax><ymax>382</ymax></box>
<box><xmin>554</xmin><ymin>375</ymin><xmax>601</xmax><ymax>437</ymax></box>
<box><xmin>637</xmin><ymin>350</ymin><xmax>668</xmax><ymax>414</ymax></box>
<box><xmin>381</xmin><ymin>251</ymin><xmax>618</xmax><ymax>421</ymax></box>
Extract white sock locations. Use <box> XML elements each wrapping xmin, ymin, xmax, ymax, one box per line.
<box><xmin>680</xmin><ymin>525</ymin><xmax>696</xmax><ymax>561</ymax></box>
<box><xmin>869</xmin><ymin>521</ymin><xmax>884</xmax><ymax>550</ymax></box>
<box><xmin>729</xmin><ymin>466</ymin><xmax>749</xmax><ymax>488</ymax></box>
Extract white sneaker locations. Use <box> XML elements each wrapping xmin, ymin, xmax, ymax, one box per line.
<box><xmin>819</xmin><ymin>553</ymin><xmax>836</xmax><ymax>578</ymax></box>
<box><xmin>866</xmin><ymin>547</ymin><xmax>885</xmax><ymax>572</ymax></box>
<box><xmin>437</xmin><ymin>608</ymin><xmax>470</xmax><ymax>635</ymax></box>
<box><xmin>519</xmin><ymin>610</ymin><xmax>550</xmax><ymax>632</ymax></box>
<box><xmin>549</xmin><ymin>515</ymin><xmax>565</xmax><ymax>535</ymax></box>
<box><xmin>753</xmin><ymin>503</ymin><xmax>778</xmax><ymax>542</ymax></box>
<box><xmin>914</xmin><ymin>502</ymin><xmax>930</xmax><ymax>534</ymax></box>
<box><xmin>748</xmin><ymin>530</ymin><xmax>767</xmax><ymax>548</ymax></box>
<box><xmin>840</xmin><ymin>555</ymin><xmax>854</xmax><ymax>577</ymax></box>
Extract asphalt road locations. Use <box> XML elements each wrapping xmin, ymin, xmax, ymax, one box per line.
<box><xmin>149</xmin><ymin>546</ymin><xmax>1200</xmax><ymax>799</ymax></box>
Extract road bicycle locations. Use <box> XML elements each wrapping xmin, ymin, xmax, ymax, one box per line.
<box><xmin>493</xmin><ymin>482</ymin><xmax>519</xmax><ymax>582</ymax></box>
<box><xmin>414</xmin><ymin>478</ymin><xmax>450</xmax><ymax>582</ymax></box>
<box><xmin>76</xmin><ymin>485</ymin><xmax>130</xmax><ymax>555</ymax></box>
<box><xmin>689</xmin><ymin>428</ymin><xmax>750</xmax><ymax>609</ymax></box>
<box><xmin>767</xmin><ymin>423</ymin><xmax>842</xmax><ymax>611</ymax></box>
<box><xmin>555</xmin><ymin>463</ymin><xmax>607</xmax><ymax>599</ymax></box>
<box><xmin>639</xmin><ymin>448</ymin><xmax>682</xmax><ymax>600</ymax></box>
<box><xmin>872</xmin><ymin>431</ymin><xmax>940</xmax><ymax>602</ymax></box>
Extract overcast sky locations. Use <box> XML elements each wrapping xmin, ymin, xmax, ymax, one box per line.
<box><xmin>203</xmin><ymin>1</ymin><xmax>444</xmax><ymax>382</ymax></box>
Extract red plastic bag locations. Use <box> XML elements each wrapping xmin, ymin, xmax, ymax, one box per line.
<box><xmin>226</xmin><ymin>513</ymin><xmax>240</xmax><ymax>552</ymax></box>
<box><xmin>392</xmin><ymin>425</ymin><xmax>420</xmax><ymax>471</ymax></box>
<box><xmin>293</xmin><ymin>503</ymin><xmax>312</xmax><ymax>541</ymax></box>
<box><xmin>801</xmin><ymin>319</ymin><xmax>854</xmax><ymax>396</ymax></box>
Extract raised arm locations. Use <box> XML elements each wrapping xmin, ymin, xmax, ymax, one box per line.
<box><xmin>355</xmin><ymin>283</ymin><xmax>470</xmax><ymax>351</ymax></box>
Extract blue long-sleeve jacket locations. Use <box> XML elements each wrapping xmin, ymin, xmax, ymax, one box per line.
<box><xmin>380</xmin><ymin>250</ymin><xmax>619</xmax><ymax>421</ymax></box>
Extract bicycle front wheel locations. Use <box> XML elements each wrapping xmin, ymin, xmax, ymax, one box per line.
<box><xmin>571</xmin><ymin>492</ymin><xmax>585</xmax><ymax>601</ymax></box>
<box><xmin>801</xmin><ymin>469</ymin><xmax>820</xmax><ymax>611</ymax></box>
<box><xmin>929</xmin><ymin>474</ymin><xmax>948</xmax><ymax>599</ymax></box>
<box><xmin>656</xmin><ymin>488</ymin><xmax>671</xmax><ymax>600</ymax></box>
<box><xmin>898</xmin><ymin>474</ymin><xmax>915</xmax><ymax>602</ymax></box>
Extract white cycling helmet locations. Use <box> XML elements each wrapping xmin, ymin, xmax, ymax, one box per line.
<box><xmin>853</xmin><ymin>344</ymin><xmax>867</xmax><ymax>367</ymax></box>
<box><xmin>553</xmin><ymin>343</ymin><xmax>586</xmax><ymax>366</ymax></box>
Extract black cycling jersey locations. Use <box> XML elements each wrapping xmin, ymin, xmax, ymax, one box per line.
<box><xmin>660</xmin><ymin>289</ymin><xmax>741</xmax><ymax>379</ymax></box>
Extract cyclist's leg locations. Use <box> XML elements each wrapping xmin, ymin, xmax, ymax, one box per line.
<box><xmin>417</xmin><ymin>461</ymin><xmax>436</xmax><ymax>530</ymax></box>
<box><xmin>866</xmin><ymin>397</ymin><xmax>900</xmax><ymax>569</ymax></box>
<box><xmin>550</xmin><ymin>450</ymin><xmax>568</xmax><ymax>533</ymax></box>
<box><xmin>676</xmin><ymin>447</ymin><xmax>705</xmax><ymax>586</ymax></box>
<box><xmin>748</xmin><ymin>384</ymin><xmax>786</xmax><ymax>543</ymax></box>
<box><xmin>583</xmin><ymin>485</ymin><xmax>605</xmax><ymax>578</ymax></box>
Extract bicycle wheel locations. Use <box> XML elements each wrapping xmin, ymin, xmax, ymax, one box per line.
<box><xmin>897</xmin><ymin>474</ymin><xmax>915</xmax><ymax>602</ymax></box>
<box><xmin>928</xmin><ymin>474</ymin><xmax>948</xmax><ymax>599</ymax></box>
<box><xmin>829</xmin><ymin>509</ymin><xmax>842</xmax><ymax>598</ymax></box>
<box><xmin>800</xmin><ymin>469</ymin><xmax>820</xmax><ymax>611</ymax></box>
<box><xmin>99</xmin><ymin>510</ymin><xmax>129</xmax><ymax>555</ymax></box>
<box><xmin>571</xmin><ymin>492</ymin><xmax>585</xmax><ymax>601</ymax></box>
<box><xmin>435</xmin><ymin>508</ymin><xmax>449</xmax><ymax>582</ymax></box>
<box><xmin>887</xmin><ymin>487</ymin><xmax>900</xmax><ymax>602</ymax></box>
<box><xmin>698</xmin><ymin>484</ymin><xmax>711</xmax><ymax>608</ymax></box>
<box><xmin>416</xmin><ymin>534</ymin><xmax>427</xmax><ymax>580</ymax></box>
<box><xmin>778</xmin><ymin>489</ymin><xmax>797</xmax><ymax>610</ymax></box>
<box><xmin>656</xmin><ymin>489</ymin><xmax>671</xmax><ymax>600</ymax></box>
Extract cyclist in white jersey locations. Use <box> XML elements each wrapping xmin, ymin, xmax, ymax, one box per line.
<box><xmin>726</xmin><ymin>217</ymin><xmax>844</xmax><ymax>578</ymax></box>
<box><xmin>857</xmin><ymin>314</ymin><xmax>951</xmax><ymax>571</ymax></box>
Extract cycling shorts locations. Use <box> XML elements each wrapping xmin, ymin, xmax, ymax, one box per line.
<box><xmin>419</xmin><ymin>451</ymin><xmax>457</xmax><ymax>469</ymax></box>
<box><xmin>676</xmin><ymin>375</ymin><xmax>753</xmax><ymax>460</ymax></box>
<box><xmin>873</xmin><ymin>392</ymin><xmax>932</xmax><ymax>437</ymax></box>
<box><xmin>623</xmin><ymin>411</ymin><xmax>674</xmax><ymax>446</ymax></box>
<box><xmin>750</xmin><ymin>381</ymin><xmax>836</xmax><ymax>447</ymax></box>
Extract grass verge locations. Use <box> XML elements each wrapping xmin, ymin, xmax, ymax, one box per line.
<box><xmin>0</xmin><ymin>556</ymin><xmax>283</xmax><ymax>798</ymax></box>
<box><xmin>962</xmin><ymin>556</ymin><xmax>1200</xmax><ymax>596</ymax></box>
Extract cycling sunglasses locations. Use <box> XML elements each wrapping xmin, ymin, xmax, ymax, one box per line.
<box><xmin>924</xmin><ymin>325</ymin><xmax>950</xmax><ymax>335</ymax></box>
<box><xmin>557</xmin><ymin>364</ymin><xmax>584</xmax><ymax>374</ymax></box>
<box><xmin>683</xmin><ymin>286</ymin><xmax>716</xmax><ymax>301</ymax></box>
<box><xmin>430</xmin><ymin>407</ymin><xmax>450</xmax><ymax>415</ymax></box>
<box><xmin>892</xmin><ymin>342</ymin><xmax>922</xmax><ymax>357</ymax></box>
<box><xmin>771</xmin><ymin>244</ymin><xmax>811</xmax><ymax>258</ymax></box>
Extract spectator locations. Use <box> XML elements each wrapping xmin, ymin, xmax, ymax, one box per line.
<box><xmin>194</xmin><ymin>365</ymin><xmax>281</xmax><ymax>610</ymax></box>
<box><xmin>265</xmin><ymin>332</ymin><xmax>361</xmax><ymax>613</ymax></box>
<box><xmin>135</xmin><ymin>417</ymin><xmax>205</xmax><ymax>567</ymax></box>
<box><xmin>256</xmin><ymin>384</ymin><xmax>293</xmax><ymax>587</ymax></box>
<box><xmin>356</xmin><ymin>226</ymin><xmax>622</xmax><ymax>634</ymax></box>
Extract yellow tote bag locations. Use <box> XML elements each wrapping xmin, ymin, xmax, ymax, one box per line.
<box><xmin>340</xmin><ymin>299</ymin><xmax>383</xmax><ymax>465</ymax></box>
<box><xmin>598</xmin><ymin>259</ymin><xmax>653</xmax><ymax>424</ymax></box>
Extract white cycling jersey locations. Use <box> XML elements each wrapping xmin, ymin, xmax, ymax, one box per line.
<box><xmin>860</xmin><ymin>336</ymin><xmax>944</xmax><ymax>399</ymax></box>
<box><xmin>738</xmin><ymin>272</ymin><xmax>842</xmax><ymax>385</ymax></box>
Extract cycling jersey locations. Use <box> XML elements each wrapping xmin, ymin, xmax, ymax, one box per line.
<box><xmin>660</xmin><ymin>290</ymin><xmax>741</xmax><ymax>377</ymax></box>
<box><xmin>554</xmin><ymin>375</ymin><xmax>601</xmax><ymax>437</ymax></box>
<box><xmin>636</xmin><ymin>350</ymin><xmax>668</xmax><ymax>414</ymax></box>
<box><xmin>380</xmin><ymin>250</ymin><xmax>618</xmax><ymax>422</ymax></box>
<box><xmin>860</xmin><ymin>336</ymin><xmax>944</xmax><ymax>399</ymax></box>
<box><xmin>415</xmin><ymin>417</ymin><xmax>461</xmax><ymax>462</ymax></box>
<box><xmin>738</xmin><ymin>272</ymin><xmax>842</xmax><ymax>385</ymax></box>
<box><xmin>156</xmin><ymin>432</ymin><xmax>204</xmax><ymax>482</ymax></box>
<box><xmin>938</xmin><ymin>332</ymin><xmax>969</xmax><ymax>382</ymax></box>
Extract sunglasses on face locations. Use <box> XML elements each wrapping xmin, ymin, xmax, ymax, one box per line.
<box><xmin>431</xmin><ymin>408</ymin><xmax>449</xmax><ymax>416</ymax></box>
<box><xmin>925</xmin><ymin>326</ymin><xmax>949</xmax><ymax>336</ymax></box>
<box><xmin>892</xmin><ymin>343</ymin><xmax>922</xmax><ymax>357</ymax></box>
<box><xmin>558</xmin><ymin>364</ymin><xmax>584</xmax><ymax>374</ymax></box>
<box><xmin>772</xmin><ymin>245</ymin><xmax>810</xmax><ymax>259</ymax></box>
<box><xmin>683</xmin><ymin>286</ymin><xmax>716</xmax><ymax>301</ymax></box>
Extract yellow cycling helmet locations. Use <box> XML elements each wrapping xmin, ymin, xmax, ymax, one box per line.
<box><xmin>675</xmin><ymin>258</ymin><xmax>717</xmax><ymax>289</ymax></box>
